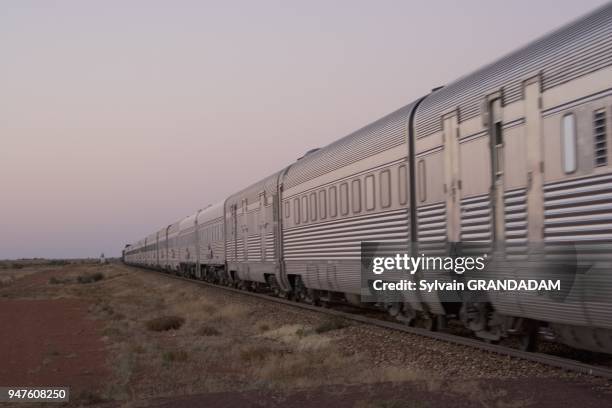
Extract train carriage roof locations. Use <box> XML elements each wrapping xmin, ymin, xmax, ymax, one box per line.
<box><xmin>414</xmin><ymin>3</ymin><xmax>612</xmax><ymax>138</ymax></box>
<box><xmin>225</xmin><ymin>171</ymin><xmax>283</xmax><ymax>208</ymax></box>
<box><xmin>282</xmin><ymin>99</ymin><xmax>421</xmax><ymax>190</ymax></box>
<box><xmin>196</xmin><ymin>202</ymin><xmax>224</xmax><ymax>225</ymax></box>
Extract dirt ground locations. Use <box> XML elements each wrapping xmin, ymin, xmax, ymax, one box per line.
<box><xmin>0</xmin><ymin>262</ymin><xmax>611</xmax><ymax>407</ymax></box>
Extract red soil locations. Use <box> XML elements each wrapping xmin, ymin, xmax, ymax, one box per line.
<box><xmin>0</xmin><ymin>297</ymin><xmax>109</xmax><ymax>395</ymax></box>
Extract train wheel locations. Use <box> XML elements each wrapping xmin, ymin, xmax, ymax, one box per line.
<box><xmin>418</xmin><ymin>314</ymin><xmax>438</xmax><ymax>332</ymax></box>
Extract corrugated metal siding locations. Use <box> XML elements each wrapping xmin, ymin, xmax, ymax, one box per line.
<box><xmin>544</xmin><ymin>173</ymin><xmax>612</xmax><ymax>243</ymax></box>
<box><xmin>417</xmin><ymin>202</ymin><xmax>447</xmax><ymax>253</ymax></box>
<box><xmin>265</xmin><ymin>232</ymin><xmax>275</xmax><ymax>260</ymax></box>
<box><xmin>415</xmin><ymin>3</ymin><xmax>612</xmax><ymax>138</ymax></box>
<box><xmin>284</xmin><ymin>102</ymin><xmax>419</xmax><ymax>189</ymax></box>
<box><xmin>226</xmin><ymin>240</ymin><xmax>236</xmax><ymax>262</ymax></box>
<box><xmin>285</xmin><ymin>260</ymin><xmax>362</xmax><ymax>293</ymax></box>
<box><xmin>284</xmin><ymin>208</ymin><xmax>409</xmax><ymax>261</ymax></box>
<box><xmin>460</xmin><ymin>194</ymin><xmax>492</xmax><ymax>242</ymax></box>
<box><xmin>247</xmin><ymin>235</ymin><xmax>261</xmax><ymax>261</ymax></box>
<box><xmin>504</xmin><ymin>188</ymin><xmax>528</xmax><ymax>257</ymax></box>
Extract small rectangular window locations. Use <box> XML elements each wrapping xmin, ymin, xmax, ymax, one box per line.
<box><xmin>365</xmin><ymin>175</ymin><xmax>375</xmax><ymax>210</ymax></box>
<box><xmin>301</xmin><ymin>195</ymin><xmax>308</xmax><ymax>223</ymax></box>
<box><xmin>310</xmin><ymin>192</ymin><xmax>317</xmax><ymax>221</ymax></box>
<box><xmin>594</xmin><ymin>109</ymin><xmax>608</xmax><ymax>167</ymax></box>
<box><xmin>329</xmin><ymin>186</ymin><xmax>338</xmax><ymax>217</ymax></box>
<box><xmin>418</xmin><ymin>160</ymin><xmax>426</xmax><ymax>202</ymax></box>
<box><xmin>398</xmin><ymin>165</ymin><xmax>408</xmax><ymax>205</ymax></box>
<box><xmin>352</xmin><ymin>179</ymin><xmax>361</xmax><ymax>213</ymax></box>
<box><xmin>562</xmin><ymin>114</ymin><xmax>577</xmax><ymax>173</ymax></box>
<box><xmin>340</xmin><ymin>183</ymin><xmax>349</xmax><ymax>215</ymax></box>
<box><xmin>380</xmin><ymin>170</ymin><xmax>391</xmax><ymax>208</ymax></box>
<box><xmin>293</xmin><ymin>198</ymin><xmax>300</xmax><ymax>224</ymax></box>
<box><xmin>284</xmin><ymin>201</ymin><xmax>290</xmax><ymax>218</ymax></box>
<box><xmin>319</xmin><ymin>190</ymin><xmax>327</xmax><ymax>219</ymax></box>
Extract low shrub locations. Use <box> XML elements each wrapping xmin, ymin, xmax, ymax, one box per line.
<box><xmin>145</xmin><ymin>315</ymin><xmax>185</xmax><ymax>332</ymax></box>
<box><xmin>48</xmin><ymin>260</ymin><xmax>69</xmax><ymax>266</ymax></box>
<box><xmin>162</xmin><ymin>350</ymin><xmax>189</xmax><ymax>365</ymax></box>
<box><xmin>197</xmin><ymin>325</ymin><xmax>220</xmax><ymax>336</ymax></box>
<box><xmin>77</xmin><ymin>272</ymin><xmax>104</xmax><ymax>284</ymax></box>
<box><xmin>77</xmin><ymin>390</ymin><xmax>107</xmax><ymax>406</ymax></box>
<box><xmin>49</xmin><ymin>276</ymin><xmax>71</xmax><ymax>285</ymax></box>
<box><xmin>314</xmin><ymin>317</ymin><xmax>349</xmax><ymax>334</ymax></box>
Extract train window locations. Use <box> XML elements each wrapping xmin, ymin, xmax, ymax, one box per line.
<box><xmin>310</xmin><ymin>192</ymin><xmax>317</xmax><ymax>221</ymax></box>
<box><xmin>380</xmin><ymin>170</ymin><xmax>391</xmax><ymax>208</ymax></box>
<box><xmin>418</xmin><ymin>160</ymin><xmax>426</xmax><ymax>202</ymax></box>
<box><xmin>562</xmin><ymin>114</ymin><xmax>577</xmax><ymax>173</ymax></box>
<box><xmin>319</xmin><ymin>189</ymin><xmax>327</xmax><ymax>219</ymax></box>
<box><xmin>352</xmin><ymin>179</ymin><xmax>361</xmax><ymax>213</ymax></box>
<box><xmin>301</xmin><ymin>195</ymin><xmax>308</xmax><ymax>223</ymax></box>
<box><xmin>284</xmin><ymin>201</ymin><xmax>290</xmax><ymax>219</ymax></box>
<box><xmin>329</xmin><ymin>186</ymin><xmax>338</xmax><ymax>217</ymax></box>
<box><xmin>594</xmin><ymin>109</ymin><xmax>608</xmax><ymax>167</ymax></box>
<box><xmin>398</xmin><ymin>165</ymin><xmax>408</xmax><ymax>205</ymax></box>
<box><xmin>340</xmin><ymin>183</ymin><xmax>349</xmax><ymax>215</ymax></box>
<box><xmin>365</xmin><ymin>175</ymin><xmax>375</xmax><ymax>210</ymax></box>
<box><xmin>293</xmin><ymin>198</ymin><xmax>300</xmax><ymax>224</ymax></box>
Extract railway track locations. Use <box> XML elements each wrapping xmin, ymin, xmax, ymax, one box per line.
<box><xmin>145</xmin><ymin>268</ymin><xmax>612</xmax><ymax>381</ymax></box>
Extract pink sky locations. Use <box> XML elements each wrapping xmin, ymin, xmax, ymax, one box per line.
<box><xmin>1</xmin><ymin>0</ymin><xmax>608</xmax><ymax>258</ymax></box>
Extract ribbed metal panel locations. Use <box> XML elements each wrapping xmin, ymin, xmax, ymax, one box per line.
<box><xmin>286</xmin><ymin>260</ymin><xmax>363</xmax><ymax>293</ymax></box>
<box><xmin>415</xmin><ymin>3</ymin><xmax>612</xmax><ymax>138</ymax></box>
<box><xmin>544</xmin><ymin>173</ymin><xmax>612</xmax><ymax>243</ymax></box>
<box><xmin>284</xmin><ymin>208</ymin><xmax>409</xmax><ymax>261</ymax></box>
<box><xmin>283</xmin><ymin>102</ymin><xmax>419</xmax><ymax>189</ymax></box>
<box><xmin>237</xmin><ymin>240</ymin><xmax>244</xmax><ymax>260</ymax></box>
<box><xmin>265</xmin><ymin>232</ymin><xmax>275</xmax><ymax>260</ymax></box>
<box><xmin>504</xmin><ymin>188</ymin><xmax>528</xmax><ymax>257</ymax></box>
<box><xmin>460</xmin><ymin>194</ymin><xmax>492</xmax><ymax>242</ymax></box>
<box><xmin>226</xmin><ymin>241</ymin><xmax>236</xmax><ymax>262</ymax></box>
<box><xmin>417</xmin><ymin>202</ymin><xmax>447</xmax><ymax>254</ymax></box>
<box><xmin>247</xmin><ymin>235</ymin><xmax>261</xmax><ymax>261</ymax></box>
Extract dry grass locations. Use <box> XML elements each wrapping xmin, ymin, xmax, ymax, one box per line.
<box><xmin>16</xmin><ymin>263</ymin><xmax>455</xmax><ymax>403</ymax></box>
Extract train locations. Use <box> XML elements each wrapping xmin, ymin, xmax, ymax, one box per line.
<box><xmin>124</xmin><ymin>3</ymin><xmax>612</xmax><ymax>354</ymax></box>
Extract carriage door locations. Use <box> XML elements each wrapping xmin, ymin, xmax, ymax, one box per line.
<box><xmin>524</xmin><ymin>76</ymin><xmax>544</xmax><ymax>242</ymax></box>
<box><xmin>259</xmin><ymin>192</ymin><xmax>267</xmax><ymax>261</ymax></box>
<box><xmin>488</xmin><ymin>94</ymin><xmax>505</xmax><ymax>244</ymax></box>
<box><xmin>241</xmin><ymin>199</ymin><xmax>248</xmax><ymax>261</ymax></box>
<box><xmin>443</xmin><ymin>110</ymin><xmax>461</xmax><ymax>242</ymax></box>
<box><xmin>231</xmin><ymin>204</ymin><xmax>238</xmax><ymax>261</ymax></box>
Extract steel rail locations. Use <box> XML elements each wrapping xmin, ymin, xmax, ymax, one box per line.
<box><xmin>142</xmin><ymin>267</ymin><xmax>612</xmax><ymax>381</ymax></box>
